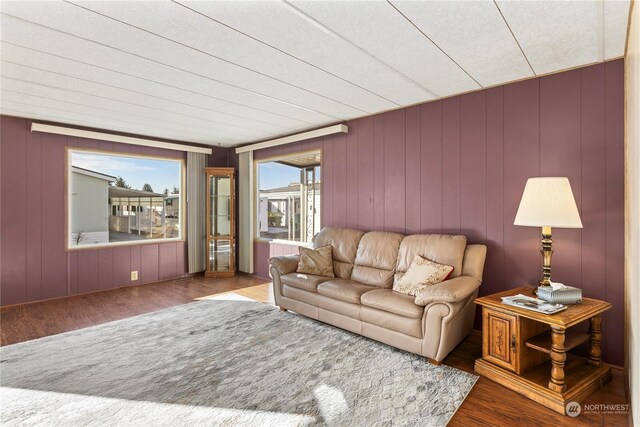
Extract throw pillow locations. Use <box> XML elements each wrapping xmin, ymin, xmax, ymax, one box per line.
<box><xmin>393</xmin><ymin>255</ymin><xmax>454</xmax><ymax>296</ymax></box>
<box><xmin>297</xmin><ymin>245</ymin><xmax>335</xmax><ymax>278</ymax></box>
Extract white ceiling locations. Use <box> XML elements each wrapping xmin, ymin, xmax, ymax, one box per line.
<box><xmin>0</xmin><ymin>0</ymin><xmax>630</xmax><ymax>148</ymax></box>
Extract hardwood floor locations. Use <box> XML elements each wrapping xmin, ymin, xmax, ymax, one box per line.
<box><xmin>1</xmin><ymin>275</ymin><xmax>630</xmax><ymax>426</ymax></box>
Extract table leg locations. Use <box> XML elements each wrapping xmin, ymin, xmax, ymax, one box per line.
<box><xmin>548</xmin><ymin>327</ymin><xmax>566</xmax><ymax>392</ymax></box>
<box><xmin>588</xmin><ymin>315</ymin><xmax>603</xmax><ymax>367</ymax></box>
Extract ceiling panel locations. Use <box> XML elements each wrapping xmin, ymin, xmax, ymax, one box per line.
<box><xmin>604</xmin><ymin>0</ymin><xmax>631</xmax><ymax>58</ymax></box>
<box><xmin>0</xmin><ymin>23</ymin><xmax>335</xmax><ymax>127</ymax></box>
<box><xmin>0</xmin><ymin>43</ymin><xmax>315</xmax><ymax>132</ymax></box>
<box><xmin>0</xmin><ymin>80</ymin><xmax>251</xmax><ymax>141</ymax></box>
<box><xmin>0</xmin><ymin>62</ymin><xmax>270</xmax><ymax>139</ymax></box>
<box><xmin>181</xmin><ymin>0</ymin><xmax>439</xmax><ymax>103</ymax></box>
<box><xmin>0</xmin><ymin>101</ymin><xmax>231</xmax><ymax>145</ymax></box>
<box><xmin>2</xmin><ymin>1</ymin><xmax>391</xmax><ymax>114</ymax></box>
<box><xmin>0</xmin><ymin>0</ymin><xmax>631</xmax><ymax>147</ymax></box>
<box><xmin>0</xmin><ymin>91</ymin><xmax>228</xmax><ymax>142</ymax></box>
<box><xmin>287</xmin><ymin>1</ymin><xmax>480</xmax><ymax>97</ymax></box>
<box><xmin>495</xmin><ymin>0</ymin><xmax>601</xmax><ymax>75</ymax></box>
<box><xmin>389</xmin><ymin>0</ymin><xmax>534</xmax><ymax>87</ymax></box>
<box><xmin>0</xmin><ymin>2</ymin><xmax>367</xmax><ymax>121</ymax></box>
<box><xmin>1</xmin><ymin>43</ymin><xmax>301</xmax><ymax>135</ymax></box>
<box><xmin>69</xmin><ymin>0</ymin><xmax>402</xmax><ymax>111</ymax></box>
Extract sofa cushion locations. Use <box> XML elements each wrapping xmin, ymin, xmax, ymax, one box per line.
<box><xmin>282</xmin><ymin>285</ymin><xmax>360</xmax><ymax>319</ymax></box>
<box><xmin>360</xmin><ymin>306</ymin><xmax>423</xmax><ymax>338</ymax></box>
<box><xmin>313</xmin><ymin>228</ymin><xmax>366</xmax><ymax>279</ymax></box>
<box><xmin>297</xmin><ymin>246</ymin><xmax>335</xmax><ymax>277</ymax></box>
<box><xmin>395</xmin><ymin>234</ymin><xmax>467</xmax><ymax>285</ymax></box>
<box><xmin>351</xmin><ymin>231</ymin><xmax>404</xmax><ymax>288</ymax></box>
<box><xmin>360</xmin><ymin>289</ymin><xmax>423</xmax><ymax>319</ymax></box>
<box><xmin>317</xmin><ymin>279</ymin><xmax>376</xmax><ymax>304</ymax></box>
<box><xmin>281</xmin><ymin>272</ymin><xmax>332</xmax><ymax>293</ymax></box>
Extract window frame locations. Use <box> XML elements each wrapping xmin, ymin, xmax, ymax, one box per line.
<box><xmin>65</xmin><ymin>147</ymin><xmax>186</xmax><ymax>251</ymax></box>
<box><xmin>253</xmin><ymin>149</ymin><xmax>323</xmax><ymax>244</ymax></box>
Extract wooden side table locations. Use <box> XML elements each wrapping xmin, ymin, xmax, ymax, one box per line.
<box><xmin>474</xmin><ymin>287</ymin><xmax>612</xmax><ymax>415</ymax></box>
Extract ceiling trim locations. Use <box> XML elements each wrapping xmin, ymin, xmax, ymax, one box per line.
<box><xmin>235</xmin><ymin>124</ymin><xmax>347</xmax><ymax>154</ymax></box>
<box><xmin>31</xmin><ymin>122</ymin><xmax>213</xmax><ymax>154</ymax></box>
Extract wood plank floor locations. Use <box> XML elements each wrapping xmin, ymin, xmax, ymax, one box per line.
<box><xmin>1</xmin><ymin>275</ymin><xmax>630</xmax><ymax>426</ymax></box>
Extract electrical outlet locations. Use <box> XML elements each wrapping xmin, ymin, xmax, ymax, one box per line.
<box><xmin>131</xmin><ymin>271</ymin><xmax>138</xmax><ymax>281</ymax></box>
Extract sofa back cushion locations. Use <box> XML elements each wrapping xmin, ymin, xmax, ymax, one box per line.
<box><xmin>394</xmin><ymin>234</ymin><xmax>467</xmax><ymax>285</ymax></box>
<box><xmin>313</xmin><ymin>227</ymin><xmax>365</xmax><ymax>279</ymax></box>
<box><xmin>351</xmin><ymin>231</ymin><xmax>404</xmax><ymax>288</ymax></box>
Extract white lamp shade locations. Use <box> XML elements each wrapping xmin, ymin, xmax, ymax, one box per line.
<box><xmin>514</xmin><ymin>177</ymin><xmax>583</xmax><ymax>228</ymax></box>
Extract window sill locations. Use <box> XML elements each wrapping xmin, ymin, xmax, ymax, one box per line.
<box><xmin>66</xmin><ymin>237</ymin><xmax>185</xmax><ymax>251</ymax></box>
<box><xmin>253</xmin><ymin>238</ymin><xmax>310</xmax><ymax>247</ymax></box>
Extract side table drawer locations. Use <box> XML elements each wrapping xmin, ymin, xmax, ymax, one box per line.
<box><xmin>483</xmin><ymin>308</ymin><xmax>518</xmax><ymax>372</ymax></box>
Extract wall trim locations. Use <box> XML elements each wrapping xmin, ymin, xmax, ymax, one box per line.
<box><xmin>31</xmin><ymin>123</ymin><xmax>213</xmax><ymax>154</ymax></box>
<box><xmin>235</xmin><ymin>124</ymin><xmax>347</xmax><ymax>154</ymax></box>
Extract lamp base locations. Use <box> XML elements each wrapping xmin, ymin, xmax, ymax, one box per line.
<box><xmin>539</xmin><ymin>226</ymin><xmax>554</xmax><ymax>289</ymax></box>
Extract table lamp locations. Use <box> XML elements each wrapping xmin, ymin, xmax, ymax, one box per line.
<box><xmin>514</xmin><ymin>177</ymin><xmax>583</xmax><ymax>287</ymax></box>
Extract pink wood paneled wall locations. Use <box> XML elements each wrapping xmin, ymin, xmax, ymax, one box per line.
<box><xmin>253</xmin><ymin>60</ymin><xmax>625</xmax><ymax>364</ymax></box>
<box><xmin>0</xmin><ymin>116</ymin><xmax>227</xmax><ymax>306</ymax></box>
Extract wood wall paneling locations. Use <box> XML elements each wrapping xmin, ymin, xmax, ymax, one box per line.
<box><xmin>580</xmin><ymin>64</ymin><xmax>607</xmax><ymax>303</ymax></box>
<box><xmin>41</xmin><ymin>133</ymin><xmax>67</xmax><ymax>299</ymax></box>
<box><xmin>1</xmin><ymin>118</ymin><xmax>28</xmax><ymax>304</ymax></box>
<box><xmin>357</xmin><ymin>116</ymin><xmax>375</xmax><ymax>231</ymax></box>
<box><xmin>603</xmin><ymin>60</ymin><xmax>625</xmax><ymax>367</ymax></box>
<box><xmin>25</xmin><ymin>129</ymin><xmax>43</xmax><ymax>301</ymax></box>
<box><xmin>539</xmin><ymin>69</ymin><xmax>582</xmax><ymax>285</ymax></box>
<box><xmin>442</xmin><ymin>97</ymin><xmax>462</xmax><ymax>235</ymax></box>
<box><xmin>405</xmin><ymin>106</ymin><xmax>421</xmax><ymax>235</ymax></box>
<box><xmin>485</xmin><ymin>87</ymin><xmax>505</xmax><ymax>292</ymax></box>
<box><xmin>383</xmin><ymin>108</ymin><xmax>406</xmax><ymax>234</ymax></box>
<box><xmin>419</xmin><ymin>101</ymin><xmax>443</xmax><ymax>233</ymax></box>
<box><xmin>502</xmin><ymin>78</ymin><xmax>540</xmax><ymax>289</ymax></box>
<box><xmin>346</xmin><ymin>123</ymin><xmax>359</xmax><ymax>229</ymax></box>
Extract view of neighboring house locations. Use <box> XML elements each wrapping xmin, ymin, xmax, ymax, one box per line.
<box><xmin>109</xmin><ymin>187</ymin><xmax>175</xmax><ymax>241</ymax></box>
<box><xmin>70</xmin><ymin>166</ymin><xmax>115</xmax><ymax>246</ymax></box>
<box><xmin>259</xmin><ymin>181</ymin><xmax>320</xmax><ymax>242</ymax></box>
<box><xmin>70</xmin><ymin>166</ymin><xmax>179</xmax><ymax>246</ymax></box>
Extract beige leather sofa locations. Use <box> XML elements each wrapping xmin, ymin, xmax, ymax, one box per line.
<box><xmin>269</xmin><ymin>228</ymin><xmax>487</xmax><ymax>364</ymax></box>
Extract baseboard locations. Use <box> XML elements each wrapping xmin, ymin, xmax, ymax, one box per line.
<box><xmin>0</xmin><ymin>272</ymin><xmax>204</xmax><ymax>309</ymax></box>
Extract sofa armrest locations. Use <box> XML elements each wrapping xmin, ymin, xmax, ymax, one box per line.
<box><xmin>414</xmin><ymin>275</ymin><xmax>481</xmax><ymax>306</ymax></box>
<box><xmin>269</xmin><ymin>255</ymin><xmax>300</xmax><ymax>276</ymax></box>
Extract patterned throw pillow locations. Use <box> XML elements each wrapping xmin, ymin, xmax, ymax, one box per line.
<box><xmin>296</xmin><ymin>245</ymin><xmax>335</xmax><ymax>278</ymax></box>
<box><xmin>393</xmin><ymin>255</ymin><xmax>454</xmax><ymax>296</ymax></box>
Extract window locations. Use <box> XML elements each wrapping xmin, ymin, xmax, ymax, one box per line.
<box><xmin>256</xmin><ymin>150</ymin><xmax>321</xmax><ymax>243</ymax></box>
<box><xmin>67</xmin><ymin>149</ymin><xmax>184</xmax><ymax>248</ymax></box>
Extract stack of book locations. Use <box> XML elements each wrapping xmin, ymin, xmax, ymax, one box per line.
<box><xmin>501</xmin><ymin>294</ymin><xmax>567</xmax><ymax>315</ymax></box>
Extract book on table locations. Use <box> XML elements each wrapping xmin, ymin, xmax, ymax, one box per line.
<box><xmin>500</xmin><ymin>294</ymin><xmax>567</xmax><ymax>315</ymax></box>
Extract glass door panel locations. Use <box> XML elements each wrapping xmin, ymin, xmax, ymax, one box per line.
<box><xmin>210</xmin><ymin>176</ymin><xmax>231</xmax><ymax>237</ymax></box>
<box><xmin>209</xmin><ymin>239</ymin><xmax>232</xmax><ymax>272</ymax></box>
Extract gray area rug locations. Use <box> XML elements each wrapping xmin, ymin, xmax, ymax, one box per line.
<box><xmin>1</xmin><ymin>297</ymin><xmax>477</xmax><ymax>426</ymax></box>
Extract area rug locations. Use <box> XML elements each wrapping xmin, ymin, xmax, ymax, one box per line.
<box><xmin>1</xmin><ymin>298</ymin><xmax>477</xmax><ymax>426</ymax></box>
